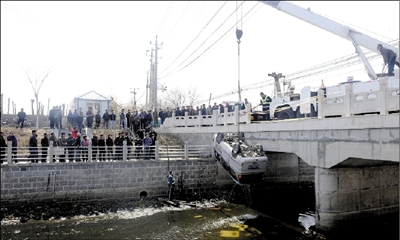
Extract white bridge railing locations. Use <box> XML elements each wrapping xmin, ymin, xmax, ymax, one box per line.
<box><xmin>0</xmin><ymin>141</ymin><xmax>214</xmax><ymax>164</ymax></box>
<box><xmin>162</xmin><ymin>107</ymin><xmax>251</xmax><ymax>128</ymax></box>
<box><xmin>161</xmin><ymin>77</ymin><xmax>399</xmax><ymax>128</ymax></box>
<box><xmin>318</xmin><ymin>77</ymin><xmax>399</xmax><ymax>118</ymax></box>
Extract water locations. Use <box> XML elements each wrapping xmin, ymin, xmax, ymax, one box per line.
<box><xmin>1</xmin><ymin>200</ymin><xmax>310</xmax><ymax>240</ymax></box>
<box><xmin>1</xmin><ymin>185</ymin><xmax>398</xmax><ymax>240</ymax></box>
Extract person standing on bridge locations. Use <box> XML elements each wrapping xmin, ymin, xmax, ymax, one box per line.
<box><xmin>377</xmin><ymin>43</ymin><xmax>398</xmax><ymax>76</ymax></box>
<box><xmin>244</xmin><ymin>98</ymin><xmax>252</xmax><ymax>113</ymax></box>
<box><xmin>167</xmin><ymin>171</ymin><xmax>176</xmax><ymax>201</ymax></box>
<box><xmin>260</xmin><ymin>92</ymin><xmax>272</xmax><ymax>120</ymax></box>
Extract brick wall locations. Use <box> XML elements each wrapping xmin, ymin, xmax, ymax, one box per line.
<box><xmin>0</xmin><ymin>160</ymin><xmax>218</xmax><ymax>202</ymax></box>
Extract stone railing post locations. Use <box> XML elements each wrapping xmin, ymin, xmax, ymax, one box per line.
<box><xmin>379</xmin><ymin>78</ymin><xmax>388</xmax><ymax>115</ymax></box>
<box><xmin>184</xmin><ymin>112</ymin><xmax>188</xmax><ymax>127</ymax></box>
<box><xmin>211</xmin><ymin>145</ymin><xmax>215</xmax><ymax>159</ymax></box>
<box><xmin>88</xmin><ymin>141</ymin><xmax>92</xmax><ymax>162</ymax></box>
<box><xmin>224</xmin><ymin>107</ymin><xmax>228</xmax><ymax>126</ymax></box>
<box><xmin>7</xmin><ymin>141</ymin><xmax>12</xmax><ymax>164</ymax></box>
<box><xmin>155</xmin><ymin>140</ymin><xmax>159</xmax><ymax>160</ymax></box>
<box><xmin>123</xmin><ymin>140</ymin><xmax>127</xmax><ymax>161</ymax></box>
<box><xmin>198</xmin><ymin>110</ymin><xmax>202</xmax><ymax>127</ymax></box>
<box><xmin>234</xmin><ymin>105</ymin><xmax>239</xmax><ymax>125</ymax></box>
<box><xmin>344</xmin><ymin>84</ymin><xmax>352</xmax><ymax>117</ymax></box>
<box><xmin>172</xmin><ymin>112</ymin><xmax>176</xmax><ymax>127</ymax></box>
<box><xmin>318</xmin><ymin>90</ymin><xmax>325</xmax><ymax>119</ymax></box>
<box><xmin>184</xmin><ymin>140</ymin><xmax>188</xmax><ymax>160</ymax></box>
<box><xmin>213</xmin><ymin>109</ymin><xmax>218</xmax><ymax>126</ymax></box>
<box><xmin>49</xmin><ymin>141</ymin><xmax>54</xmax><ymax>163</ymax></box>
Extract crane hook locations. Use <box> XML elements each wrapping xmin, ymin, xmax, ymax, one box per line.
<box><xmin>236</xmin><ymin>29</ymin><xmax>243</xmax><ymax>44</ymax></box>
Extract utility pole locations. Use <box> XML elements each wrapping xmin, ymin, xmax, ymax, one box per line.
<box><xmin>146</xmin><ymin>49</ymin><xmax>154</xmax><ymax>109</ymax></box>
<box><xmin>130</xmin><ymin>88</ymin><xmax>138</xmax><ymax>110</ymax></box>
<box><xmin>145</xmin><ymin>71</ymin><xmax>149</xmax><ymax>107</ymax></box>
<box><xmin>149</xmin><ymin>36</ymin><xmax>162</xmax><ymax>110</ymax></box>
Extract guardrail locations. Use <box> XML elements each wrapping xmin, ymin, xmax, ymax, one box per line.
<box><xmin>318</xmin><ymin>77</ymin><xmax>399</xmax><ymax>118</ymax></box>
<box><xmin>161</xmin><ymin>107</ymin><xmax>251</xmax><ymax>128</ymax></box>
<box><xmin>0</xmin><ymin>141</ymin><xmax>214</xmax><ymax>164</ymax></box>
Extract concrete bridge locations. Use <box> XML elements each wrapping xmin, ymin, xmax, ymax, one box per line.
<box><xmin>158</xmin><ymin>77</ymin><xmax>399</xmax><ymax>232</ymax></box>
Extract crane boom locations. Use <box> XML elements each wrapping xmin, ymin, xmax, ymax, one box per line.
<box><xmin>259</xmin><ymin>1</ymin><xmax>399</xmax><ymax>79</ymax></box>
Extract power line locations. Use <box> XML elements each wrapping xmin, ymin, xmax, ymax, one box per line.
<box><xmin>200</xmin><ymin>2</ymin><xmax>263</xmax><ymax>61</ymax></box>
<box><xmin>193</xmin><ymin>39</ymin><xmax>398</xmax><ymax>104</ymax></box>
<box><xmin>163</xmin><ymin>2</ymin><xmax>193</xmax><ymax>43</ymax></box>
<box><xmin>1</xmin><ymin>3</ymin><xmax>32</xmax><ymax>21</ymax></box>
<box><xmin>160</xmin><ymin>1</ymin><xmax>248</xmax><ymax>79</ymax></box>
<box><xmin>2</xmin><ymin>2</ymin><xmax>43</xmax><ymax>21</ymax></box>
<box><xmin>159</xmin><ymin>1</ymin><xmax>228</xmax><ymax>76</ymax></box>
<box><xmin>311</xmin><ymin>8</ymin><xmax>395</xmax><ymax>41</ymax></box>
<box><xmin>154</xmin><ymin>2</ymin><xmax>174</xmax><ymax>36</ymax></box>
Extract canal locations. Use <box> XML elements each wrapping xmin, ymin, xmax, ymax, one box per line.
<box><xmin>1</xmin><ymin>185</ymin><xmax>398</xmax><ymax>239</ymax></box>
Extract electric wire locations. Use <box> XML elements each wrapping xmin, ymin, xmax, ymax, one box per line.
<box><xmin>160</xmin><ymin>1</ymin><xmax>253</xmax><ymax>80</ymax></box>
<box><xmin>193</xmin><ymin>39</ymin><xmax>398</xmax><ymax>104</ymax></box>
<box><xmin>290</xmin><ymin>1</ymin><xmax>396</xmax><ymax>41</ymax></box>
<box><xmin>159</xmin><ymin>1</ymin><xmax>246</xmax><ymax>79</ymax></box>
<box><xmin>159</xmin><ymin>1</ymin><xmax>228</xmax><ymax>76</ymax></box>
<box><xmin>312</xmin><ymin>9</ymin><xmax>396</xmax><ymax>41</ymax></box>
<box><xmin>201</xmin><ymin>2</ymin><xmax>264</xmax><ymax>60</ymax></box>
<box><xmin>163</xmin><ymin>2</ymin><xmax>193</xmax><ymax>43</ymax></box>
<box><xmin>154</xmin><ymin>2</ymin><xmax>174</xmax><ymax>36</ymax></box>
<box><xmin>1</xmin><ymin>2</ymin><xmax>42</xmax><ymax>21</ymax></box>
<box><xmin>1</xmin><ymin>3</ymin><xmax>34</xmax><ymax>21</ymax></box>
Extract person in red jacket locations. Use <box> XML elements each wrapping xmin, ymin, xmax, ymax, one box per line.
<box><xmin>71</xmin><ymin>127</ymin><xmax>78</xmax><ymax>138</ymax></box>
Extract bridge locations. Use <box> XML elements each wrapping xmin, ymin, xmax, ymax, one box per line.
<box><xmin>158</xmin><ymin>76</ymin><xmax>399</xmax><ymax>231</ymax></box>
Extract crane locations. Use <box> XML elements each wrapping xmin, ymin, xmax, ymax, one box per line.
<box><xmin>259</xmin><ymin>1</ymin><xmax>399</xmax><ymax>80</ymax></box>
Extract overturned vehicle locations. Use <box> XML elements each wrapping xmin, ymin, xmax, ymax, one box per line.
<box><xmin>213</xmin><ymin>132</ymin><xmax>268</xmax><ymax>184</ymax></box>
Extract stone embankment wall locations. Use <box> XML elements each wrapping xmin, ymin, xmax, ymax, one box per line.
<box><xmin>0</xmin><ymin>160</ymin><xmax>217</xmax><ymax>202</ymax></box>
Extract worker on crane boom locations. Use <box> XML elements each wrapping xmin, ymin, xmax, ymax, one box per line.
<box><xmin>377</xmin><ymin>44</ymin><xmax>398</xmax><ymax>76</ymax></box>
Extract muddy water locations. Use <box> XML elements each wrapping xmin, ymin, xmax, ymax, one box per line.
<box><xmin>1</xmin><ymin>186</ymin><xmax>398</xmax><ymax>240</ymax></box>
<box><xmin>1</xmin><ymin>201</ymin><xmax>313</xmax><ymax>240</ymax></box>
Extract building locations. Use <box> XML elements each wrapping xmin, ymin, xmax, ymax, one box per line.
<box><xmin>73</xmin><ymin>91</ymin><xmax>111</xmax><ymax>114</ymax></box>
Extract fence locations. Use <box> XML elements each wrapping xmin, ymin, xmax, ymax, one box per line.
<box><xmin>0</xmin><ymin>141</ymin><xmax>214</xmax><ymax>164</ymax></box>
<box><xmin>318</xmin><ymin>77</ymin><xmax>399</xmax><ymax>118</ymax></box>
<box><xmin>162</xmin><ymin>107</ymin><xmax>251</xmax><ymax>128</ymax></box>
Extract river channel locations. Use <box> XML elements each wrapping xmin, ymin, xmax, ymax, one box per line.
<box><xmin>1</xmin><ymin>185</ymin><xmax>398</xmax><ymax>240</ymax></box>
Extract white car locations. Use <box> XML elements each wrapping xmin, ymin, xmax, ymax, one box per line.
<box><xmin>213</xmin><ymin>132</ymin><xmax>268</xmax><ymax>184</ymax></box>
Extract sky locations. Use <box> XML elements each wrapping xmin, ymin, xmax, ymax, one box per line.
<box><xmin>1</xmin><ymin>1</ymin><xmax>399</xmax><ymax>114</ymax></box>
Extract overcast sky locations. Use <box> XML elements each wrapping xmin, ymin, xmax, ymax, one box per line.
<box><xmin>1</xmin><ymin>1</ymin><xmax>399</xmax><ymax>114</ymax></box>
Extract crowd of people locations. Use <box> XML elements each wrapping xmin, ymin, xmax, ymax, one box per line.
<box><xmin>0</xmin><ymin>123</ymin><xmax>159</xmax><ymax>164</ymax></box>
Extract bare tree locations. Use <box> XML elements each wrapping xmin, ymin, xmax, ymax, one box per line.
<box><xmin>25</xmin><ymin>67</ymin><xmax>51</xmax><ymax>129</ymax></box>
<box><xmin>162</xmin><ymin>86</ymin><xmax>200</xmax><ymax>108</ymax></box>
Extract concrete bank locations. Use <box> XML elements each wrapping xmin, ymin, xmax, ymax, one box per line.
<box><xmin>1</xmin><ymin>160</ymin><xmax>218</xmax><ymax>202</ymax></box>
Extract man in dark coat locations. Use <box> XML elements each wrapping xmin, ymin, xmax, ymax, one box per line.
<box><xmin>167</xmin><ymin>171</ymin><xmax>176</xmax><ymax>201</ymax></box>
<box><xmin>97</xmin><ymin>134</ymin><xmax>106</xmax><ymax>161</ymax></box>
<box><xmin>29</xmin><ymin>130</ymin><xmax>38</xmax><ymax>163</ymax></box>
<box><xmin>17</xmin><ymin>108</ymin><xmax>27</xmax><ymax>129</ymax></box>
<box><xmin>106</xmin><ymin>134</ymin><xmax>114</xmax><ymax>161</ymax></box>
<box><xmin>0</xmin><ymin>131</ymin><xmax>7</xmax><ymax>164</ymax></box>
<box><xmin>113</xmin><ymin>132</ymin><xmax>124</xmax><ymax>160</ymax></box>
<box><xmin>40</xmin><ymin>133</ymin><xmax>49</xmax><ymax>163</ymax></box>
<box><xmin>91</xmin><ymin>132</ymin><xmax>98</xmax><ymax>161</ymax></box>
<box><xmin>377</xmin><ymin>43</ymin><xmax>398</xmax><ymax>76</ymax></box>
<box><xmin>49</xmin><ymin>106</ymin><xmax>57</xmax><ymax>129</ymax></box>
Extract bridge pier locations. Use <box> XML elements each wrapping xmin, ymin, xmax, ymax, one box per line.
<box><xmin>315</xmin><ymin>163</ymin><xmax>399</xmax><ymax>231</ymax></box>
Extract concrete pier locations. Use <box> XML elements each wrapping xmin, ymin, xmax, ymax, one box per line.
<box><xmin>315</xmin><ymin>162</ymin><xmax>399</xmax><ymax>231</ymax></box>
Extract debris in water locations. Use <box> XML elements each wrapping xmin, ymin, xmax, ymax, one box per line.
<box><xmin>220</xmin><ymin>230</ymin><xmax>240</xmax><ymax>238</ymax></box>
<box><xmin>194</xmin><ymin>215</ymin><xmax>203</xmax><ymax>219</ymax></box>
<box><xmin>14</xmin><ymin>230</ymin><xmax>21</xmax><ymax>234</ymax></box>
<box><xmin>230</xmin><ymin>223</ymin><xmax>248</xmax><ymax>231</ymax></box>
